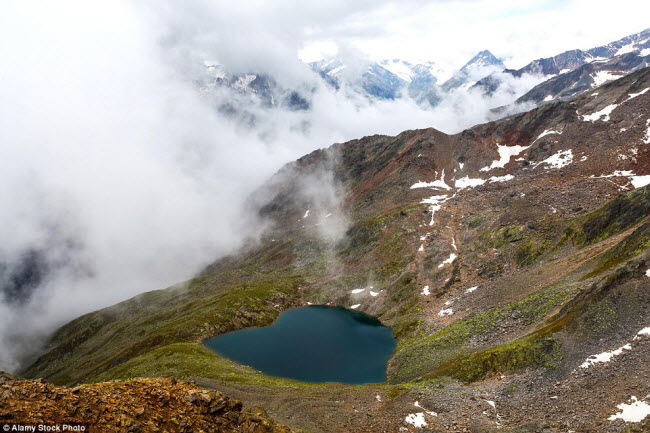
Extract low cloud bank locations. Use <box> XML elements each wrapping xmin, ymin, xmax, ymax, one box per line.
<box><xmin>0</xmin><ymin>0</ymin><xmax>543</xmax><ymax>371</ymax></box>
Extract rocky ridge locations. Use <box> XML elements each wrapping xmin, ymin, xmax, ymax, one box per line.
<box><xmin>0</xmin><ymin>372</ymin><xmax>290</xmax><ymax>433</ymax></box>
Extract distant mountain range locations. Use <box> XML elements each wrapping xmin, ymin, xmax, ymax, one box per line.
<box><xmin>197</xmin><ymin>48</ymin><xmax>508</xmax><ymax>112</ymax></box>
<box><xmin>474</xmin><ymin>28</ymin><xmax>650</xmax><ymax>104</ymax></box>
<box><xmin>190</xmin><ymin>27</ymin><xmax>650</xmax><ymax>124</ymax></box>
<box><xmin>516</xmin><ymin>51</ymin><xmax>650</xmax><ymax>105</ymax></box>
<box><xmin>309</xmin><ymin>49</ymin><xmax>505</xmax><ymax>104</ymax></box>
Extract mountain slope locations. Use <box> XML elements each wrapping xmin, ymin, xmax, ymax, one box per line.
<box><xmin>473</xmin><ymin>27</ymin><xmax>650</xmax><ymax>98</ymax></box>
<box><xmin>20</xmin><ymin>68</ymin><xmax>650</xmax><ymax>432</ymax></box>
<box><xmin>516</xmin><ymin>51</ymin><xmax>650</xmax><ymax>105</ymax></box>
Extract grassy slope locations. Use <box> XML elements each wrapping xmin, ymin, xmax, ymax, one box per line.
<box><xmin>23</xmin><ymin>185</ymin><xmax>650</xmax><ymax>392</ymax></box>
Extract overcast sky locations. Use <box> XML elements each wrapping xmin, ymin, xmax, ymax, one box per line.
<box><xmin>296</xmin><ymin>0</ymin><xmax>650</xmax><ymax>69</ymax></box>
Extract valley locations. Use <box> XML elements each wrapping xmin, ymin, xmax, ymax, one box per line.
<box><xmin>14</xmin><ymin>66</ymin><xmax>650</xmax><ymax>432</ymax></box>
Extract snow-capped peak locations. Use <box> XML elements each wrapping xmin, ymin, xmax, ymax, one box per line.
<box><xmin>460</xmin><ymin>50</ymin><xmax>505</xmax><ymax>72</ymax></box>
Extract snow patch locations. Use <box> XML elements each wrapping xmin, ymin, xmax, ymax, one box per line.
<box><xmin>580</xmin><ymin>344</ymin><xmax>632</xmax><ymax>368</ymax></box>
<box><xmin>414</xmin><ymin>401</ymin><xmax>437</xmax><ymax>416</ymax></box>
<box><xmin>455</xmin><ymin>176</ymin><xmax>485</xmax><ymax>189</ymax></box>
<box><xmin>533</xmin><ymin>149</ymin><xmax>573</xmax><ymax>169</ymax></box>
<box><xmin>627</xmin><ymin>87</ymin><xmax>649</xmax><ymax>101</ymax></box>
<box><xmin>411</xmin><ymin>170</ymin><xmax>451</xmax><ymax>190</ymax></box>
<box><xmin>404</xmin><ymin>413</ymin><xmax>427</xmax><ymax>428</ymax></box>
<box><xmin>418</xmin><ymin>244</ymin><xmax>424</xmax><ymax>252</ymax></box>
<box><xmin>303</xmin><ymin>210</ymin><xmax>310</xmax><ymax>219</ymax></box>
<box><xmin>421</xmin><ymin>286</ymin><xmax>430</xmax><ymax>296</ymax></box>
<box><xmin>351</xmin><ymin>288</ymin><xmax>365</xmax><ymax>294</ymax></box>
<box><xmin>438</xmin><ymin>253</ymin><xmax>457</xmax><ymax>268</ymax></box>
<box><xmin>582</xmin><ymin>104</ymin><xmax>618</xmax><ymax>122</ymax></box>
<box><xmin>380</xmin><ymin>60</ymin><xmax>414</xmax><ymax>83</ymax></box>
<box><xmin>421</xmin><ymin>194</ymin><xmax>452</xmax><ymax>226</ymax></box>
<box><xmin>438</xmin><ymin>308</ymin><xmax>453</xmax><ymax>317</ymax></box>
<box><xmin>631</xmin><ymin>177</ymin><xmax>649</xmax><ymax>189</ymax></box>
<box><xmin>608</xmin><ymin>397</ymin><xmax>650</xmax><ymax>423</ymax></box>
<box><xmin>350</xmin><ymin>304</ymin><xmax>360</xmax><ymax>309</ymax></box>
<box><xmin>535</xmin><ymin>129</ymin><xmax>561</xmax><ymax>141</ymax></box>
<box><xmin>643</xmin><ymin>119</ymin><xmax>650</xmax><ymax>145</ymax></box>
<box><xmin>627</xmin><ymin>176</ymin><xmax>650</xmax><ymax>188</ymax></box>
<box><xmin>591</xmin><ymin>71</ymin><xmax>621</xmax><ymax>87</ymax></box>
<box><xmin>480</xmin><ymin>144</ymin><xmax>530</xmax><ymax>172</ymax></box>
<box><xmin>489</xmin><ymin>174</ymin><xmax>514</xmax><ymax>183</ymax></box>
<box><xmin>327</xmin><ymin>65</ymin><xmax>346</xmax><ymax>76</ymax></box>
<box><xmin>615</xmin><ymin>43</ymin><xmax>636</xmax><ymax>56</ymax></box>
<box><xmin>593</xmin><ymin>170</ymin><xmax>650</xmax><ymax>188</ymax></box>
<box><xmin>369</xmin><ymin>290</ymin><xmax>380</xmax><ymax>297</ymax></box>
<box><xmin>465</xmin><ymin>286</ymin><xmax>478</xmax><ymax>293</ymax></box>
<box><xmin>634</xmin><ymin>327</ymin><xmax>650</xmax><ymax>342</ymax></box>
<box><xmin>636</xmin><ymin>327</ymin><xmax>650</xmax><ymax>339</ymax></box>
<box><xmin>483</xmin><ymin>400</ymin><xmax>503</xmax><ymax>428</ymax></box>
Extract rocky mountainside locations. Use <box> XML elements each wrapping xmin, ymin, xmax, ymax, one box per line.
<box><xmin>18</xmin><ymin>67</ymin><xmax>650</xmax><ymax>432</ymax></box>
<box><xmin>0</xmin><ymin>373</ymin><xmax>291</xmax><ymax>432</ymax></box>
<box><xmin>516</xmin><ymin>51</ymin><xmax>650</xmax><ymax>105</ymax></box>
<box><xmin>474</xmin><ymin>27</ymin><xmax>650</xmax><ymax>101</ymax></box>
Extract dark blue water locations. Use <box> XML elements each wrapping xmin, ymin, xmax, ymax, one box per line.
<box><xmin>204</xmin><ymin>305</ymin><xmax>396</xmax><ymax>384</ymax></box>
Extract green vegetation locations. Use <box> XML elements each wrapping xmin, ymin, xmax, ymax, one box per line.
<box><xmin>23</xmin><ymin>273</ymin><xmax>304</xmax><ymax>385</ymax></box>
<box><xmin>337</xmin><ymin>204</ymin><xmax>416</xmax><ymax>284</ymax></box>
<box><xmin>94</xmin><ymin>342</ymin><xmax>315</xmax><ymax>388</ymax></box>
<box><xmin>583</xmin><ymin>220</ymin><xmax>650</xmax><ymax>279</ymax></box>
<box><xmin>467</xmin><ymin>215</ymin><xmax>486</xmax><ymax>229</ymax></box>
<box><xmin>514</xmin><ymin>239</ymin><xmax>552</xmax><ymax>267</ymax></box>
<box><xmin>24</xmin><ymin>201</ymin><xmax>421</xmax><ymax>386</ymax></box>
<box><xmin>424</xmin><ymin>335</ymin><xmax>562</xmax><ymax>383</ymax></box>
<box><xmin>476</xmin><ymin>225</ymin><xmax>525</xmax><ymax>250</ymax></box>
<box><xmin>478</xmin><ymin>261</ymin><xmax>504</xmax><ymax>278</ymax></box>
<box><xmin>389</xmin><ymin>286</ymin><xmax>575</xmax><ymax>383</ymax></box>
<box><xmin>22</xmin><ymin>150</ymin><xmax>650</xmax><ymax>431</ymax></box>
<box><xmin>565</xmin><ymin>185</ymin><xmax>649</xmax><ymax>247</ymax></box>
<box><xmin>583</xmin><ymin>299</ymin><xmax>618</xmax><ymax>334</ymax></box>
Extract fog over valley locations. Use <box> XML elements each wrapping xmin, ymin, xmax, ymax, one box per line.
<box><xmin>1</xmin><ymin>0</ymin><xmax>648</xmax><ymax>372</ymax></box>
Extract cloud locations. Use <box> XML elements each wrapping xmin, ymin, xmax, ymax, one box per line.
<box><xmin>299</xmin><ymin>0</ymin><xmax>650</xmax><ymax>70</ymax></box>
<box><xmin>0</xmin><ymin>1</ymin><xmax>320</xmax><ymax>370</ymax></box>
<box><xmin>0</xmin><ymin>0</ymin><xmax>613</xmax><ymax>372</ymax></box>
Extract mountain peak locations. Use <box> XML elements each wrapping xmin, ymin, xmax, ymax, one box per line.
<box><xmin>461</xmin><ymin>50</ymin><xmax>505</xmax><ymax>71</ymax></box>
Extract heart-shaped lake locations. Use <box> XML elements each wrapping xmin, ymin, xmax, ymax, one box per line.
<box><xmin>205</xmin><ymin>305</ymin><xmax>396</xmax><ymax>384</ymax></box>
